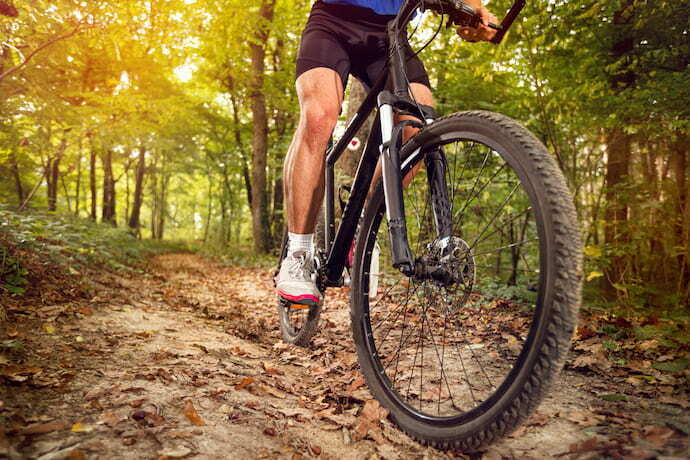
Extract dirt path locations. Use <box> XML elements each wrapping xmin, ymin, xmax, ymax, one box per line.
<box><xmin>2</xmin><ymin>254</ymin><xmax>688</xmax><ymax>459</ymax></box>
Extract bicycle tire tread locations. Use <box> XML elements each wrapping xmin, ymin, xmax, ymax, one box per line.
<box><xmin>355</xmin><ymin>110</ymin><xmax>582</xmax><ymax>451</ymax></box>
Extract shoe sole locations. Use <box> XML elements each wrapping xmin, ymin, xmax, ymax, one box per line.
<box><xmin>277</xmin><ymin>290</ymin><xmax>320</xmax><ymax>309</ymax></box>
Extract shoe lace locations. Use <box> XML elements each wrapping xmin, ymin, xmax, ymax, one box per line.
<box><xmin>288</xmin><ymin>252</ymin><xmax>312</xmax><ymax>280</ymax></box>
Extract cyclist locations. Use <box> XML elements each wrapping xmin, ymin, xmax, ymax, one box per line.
<box><xmin>276</xmin><ymin>0</ymin><xmax>497</xmax><ymax>306</ymax></box>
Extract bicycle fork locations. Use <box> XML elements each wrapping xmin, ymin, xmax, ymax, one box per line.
<box><xmin>378</xmin><ymin>92</ymin><xmax>452</xmax><ymax>277</ymax></box>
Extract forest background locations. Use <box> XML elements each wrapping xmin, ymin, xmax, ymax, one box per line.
<box><xmin>0</xmin><ymin>0</ymin><xmax>688</xmax><ymax>314</ymax></box>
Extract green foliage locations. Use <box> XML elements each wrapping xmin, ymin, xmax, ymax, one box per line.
<box><xmin>199</xmin><ymin>245</ymin><xmax>277</xmax><ymax>269</ymax></box>
<box><xmin>0</xmin><ymin>340</ymin><xmax>24</xmax><ymax>351</ymax></box>
<box><xmin>0</xmin><ymin>246</ymin><xmax>28</xmax><ymax>296</ymax></box>
<box><xmin>652</xmin><ymin>358</ymin><xmax>689</xmax><ymax>373</ymax></box>
<box><xmin>477</xmin><ymin>280</ymin><xmax>537</xmax><ymax>304</ymax></box>
<box><xmin>0</xmin><ymin>206</ymin><xmax>196</xmax><ymax>274</ymax></box>
<box><xmin>1</xmin><ymin>0</ymin><xmax>688</xmax><ymax>306</ymax></box>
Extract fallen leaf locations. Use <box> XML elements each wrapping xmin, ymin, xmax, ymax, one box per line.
<box><xmin>84</xmin><ymin>387</ymin><xmax>110</xmax><ymax>401</ymax></box>
<box><xmin>98</xmin><ymin>410</ymin><xmax>120</xmax><ymax>426</ymax></box>
<box><xmin>481</xmin><ymin>449</ymin><xmax>502</xmax><ymax>460</ymax></box>
<box><xmin>277</xmin><ymin>408</ymin><xmax>312</xmax><ymax>420</ymax></box>
<box><xmin>21</xmin><ymin>421</ymin><xmax>69</xmax><ymax>435</ymax></box>
<box><xmin>71</xmin><ymin>422</ymin><xmax>93</xmax><ymax>432</ymax></box>
<box><xmin>66</xmin><ymin>449</ymin><xmax>86</xmax><ymax>460</ymax></box>
<box><xmin>639</xmin><ymin>425</ymin><xmax>675</xmax><ymax>448</ymax></box>
<box><xmin>658</xmin><ymin>395</ymin><xmax>690</xmax><ymax>409</ymax></box>
<box><xmin>129</xmin><ymin>398</ymin><xmax>146</xmax><ymax>408</ymax></box>
<box><xmin>569</xmin><ymin>437</ymin><xmax>601</xmax><ymax>454</ymax></box>
<box><xmin>525</xmin><ymin>412</ymin><xmax>549</xmax><ymax>426</ymax></box>
<box><xmin>157</xmin><ymin>447</ymin><xmax>192</xmax><ymax>458</ymax></box>
<box><xmin>234</xmin><ymin>377</ymin><xmax>256</xmax><ymax>391</ymax></box>
<box><xmin>360</xmin><ymin>400</ymin><xmax>389</xmax><ymax>422</ymax></box>
<box><xmin>0</xmin><ymin>365</ymin><xmax>42</xmax><ymax>380</ymax></box>
<box><xmin>166</xmin><ymin>431</ymin><xmax>197</xmax><ymax>439</ymax></box>
<box><xmin>192</xmin><ymin>344</ymin><xmax>209</xmax><ymax>353</ymax></box>
<box><xmin>183</xmin><ymin>400</ymin><xmax>206</xmax><ymax>426</ymax></box>
<box><xmin>346</xmin><ymin>377</ymin><xmax>365</xmax><ymax>392</ymax></box>
<box><xmin>260</xmin><ymin>383</ymin><xmax>287</xmax><ymax>399</ymax></box>
<box><xmin>599</xmin><ymin>393</ymin><xmax>627</xmax><ymax>402</ymax></box>
<box><xmin>131</xmin><ymin>410</ymin><xmax>165</xmax><ymax>427</ymax></box>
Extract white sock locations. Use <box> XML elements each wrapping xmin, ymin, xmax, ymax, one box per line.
<box><xmin>288</xmin><ymin>232</ymin><xmax>314</xmax><ymax>257</ymax></box>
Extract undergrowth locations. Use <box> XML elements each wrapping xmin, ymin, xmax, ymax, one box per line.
<box><xmin>0</xmin><ymin>206</ymin><xmax>196</xmax><ymax>300</ymax></box>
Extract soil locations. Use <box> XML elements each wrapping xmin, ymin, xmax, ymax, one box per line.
<box><xmin>1</xmin><ymin>253</ymin><xmax>688</xmax><ymax>459</ymax></box>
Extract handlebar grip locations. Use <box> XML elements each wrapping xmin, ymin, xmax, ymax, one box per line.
<box><xmin>444</xmin><ymin>0</ymin><xmax>523</xmax><ymax>44</ymax></box>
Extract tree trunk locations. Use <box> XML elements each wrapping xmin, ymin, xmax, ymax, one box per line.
<box><xmin>229</xmin><ymin>93</ymin><xmax>253</xmax><ymax>207</ymax></box>
<box><xmin>47</xmin><ymin>134</ymin><xmax>68</xmax><ymax>212</ymax></box>
<box><xmin>128</xmin><ymin>147</ymin><xmax>146</xmax><ymax>234</ymax></box>
<box><xmin>101</xmin><ymin>150</ymin><xmax>116</xmax><ymax>225</ymax></box>
<box><xmin>248</xmin><ymin>0</ymin><xmax>275</xmax><ymax>254</ymax></box>
<box><xmin>9</xmin><ymin>152</ymin><xmax>24</xmax><ymax>203</ymax></box>
<box><xmin>342</xmin><ymin>81</ymin><xmax>371</xmax><ymax>179</ymax></box>
<box><xmin>89</xmin><ymin>149</ymin><xmax>97</xmax><ymax>220</ymax></box>
<box><xmin>203</xmin><ymin>173</ymin><xmax>213</xmax><ymax>243</ymax></box>
<box><xmin>154</xmin><ymin>171</ymin><xmax>169</xmax><ymax>240</ymax></box>
<box><xmin>272</xmin><ymin>176</ymin><xmax>283</xmax><ymax>244</ymax></box>
<box><xmin>603</xmin><ymin>127</ymin><xmax>631</xmax><ymax>294</ymax></box>
<box><xmin>74</xmin><ymin>137</ymin><xmax>83</xmax><ymax>216</ymax></box>
<box><xmin>602</xmin><ymin>0</ymin><xmax>635</xmax><ymax>297</ymax></box>
<box><xmin>672</xmin><ymin>133</ymin><xmax>690</xmax><ymax>297</ymax></box>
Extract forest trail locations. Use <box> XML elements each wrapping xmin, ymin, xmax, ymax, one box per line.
<box><xmin>2</xmin><ymin>253</ymin><xmax>688</xmax><ymax>459</ymax></box>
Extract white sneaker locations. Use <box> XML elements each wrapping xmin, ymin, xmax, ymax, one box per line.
<box><xmin>276</xmin><ymin>250</ymin><xmax>321</xmax><ymax>307</ymax></box>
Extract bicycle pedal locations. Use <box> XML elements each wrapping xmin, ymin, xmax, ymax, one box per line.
<box><xmin>287</xmin><ymin>303</ymin><xmax>311</xmax><ymax>310</ymax></box>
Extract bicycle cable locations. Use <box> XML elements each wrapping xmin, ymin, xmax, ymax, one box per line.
<box><xmin>405</xmin><ymin>2</ymin><xmax>446</xmax><ymax>124</ymax></box>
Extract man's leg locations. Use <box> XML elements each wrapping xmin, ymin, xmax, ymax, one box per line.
<box><xmin>284</xmin><ymin>67</ymin><xmax>344</xmax><ymax>234</ymax></box>
<box><xmin>369</xmin><ymin>82</ymin><xmax>434</xmax><ymax>194</ymax></box>
<box><xmin>401</xmin><ymin>83</ymin><xmax>435</xmax><ymax>186</ymax></box>
<box><xmin>277</xmin><ymin>67</ymin><xmax>344</xmax><ymax>305</ymax></box>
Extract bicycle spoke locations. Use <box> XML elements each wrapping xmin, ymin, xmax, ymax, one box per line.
<box><xmin>473</xmin><ymin>238</ymin><xmax>539</xmax><ymax>258</ymax></box>
<box><xmin>362</xmin><ymin>134</ymin><xmax>548</xmax><ymax>419</ymax></box>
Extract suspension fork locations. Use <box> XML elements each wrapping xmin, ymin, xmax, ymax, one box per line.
<box><xmin>425</xmin><ymin>147</ymin><xmax>453</xmax><ymax>239</ymax></box>
<box><xmin>378</xmin><ymin>93</ymin><xmax>421</xmax><ymax>276</ymax></box>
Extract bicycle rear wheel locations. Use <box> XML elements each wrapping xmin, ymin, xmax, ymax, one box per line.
<box><xmin>275</xmin><ymin>211</ymin><xmax>326</xmax><ymax>347</ymax></box>
<box><xmin>351</xmin><ymin>111</ymin><xmax>582</xmax><ymax>450</ymax></box>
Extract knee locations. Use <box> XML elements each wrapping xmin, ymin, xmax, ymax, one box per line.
<box><xmin>300</xmin><ymin>103</ymin><xmax>340</xmax><ymax>139</ymax></box>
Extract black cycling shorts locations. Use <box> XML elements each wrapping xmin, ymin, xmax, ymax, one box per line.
<box><xmin>296</xmin><ymin>1</ymin><xmax>431</xmax><ymax>91</ymax></box>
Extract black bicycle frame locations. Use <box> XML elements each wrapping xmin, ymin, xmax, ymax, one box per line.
<box><xmin>322</xmin><ymin>0</ymin><xmax>431</xmax><ymax>285</ymax></box>
<box><xmin>321</xmin><ymin>0</ymin><xmax>525</xmax><ymax>286</ymax></box>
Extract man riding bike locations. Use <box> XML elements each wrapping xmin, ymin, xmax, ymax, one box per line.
<box><xmin>276</xmin><ymin>0</ymin><xmax>497</xmax><ymax>306</ymax></box>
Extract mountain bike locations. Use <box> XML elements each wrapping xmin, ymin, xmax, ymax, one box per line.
<box><xmin>276</xmin><ymin>0</ymin><xmax>582</xmax><ymax>450</ymax></box>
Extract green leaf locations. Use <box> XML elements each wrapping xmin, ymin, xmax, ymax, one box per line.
<box><xmin>652</xmin><ymin>358</ymin><xmax>689</xmax><ymax>373</ymax></box>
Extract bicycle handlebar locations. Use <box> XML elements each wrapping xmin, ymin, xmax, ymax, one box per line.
<box><xmin>420</xmin><ymin>0</ymin><xmax>526</xmax><ymax>44</ymax></box>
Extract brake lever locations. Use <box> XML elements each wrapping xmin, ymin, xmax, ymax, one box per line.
<box><xmin>438</xmin><ymin>0</ymin><xmax>526</xmax><ymax>45</ymax></box>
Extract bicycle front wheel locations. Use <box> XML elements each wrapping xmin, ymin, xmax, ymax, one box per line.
<box><xmin>351</xmin><ymin>111</ymin><xmax>582</xmax><ymax>451</ymax></box>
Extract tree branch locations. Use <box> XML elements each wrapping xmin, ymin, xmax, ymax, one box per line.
<box><xmin>0</xmin><ymin>23</ymin><xmax>84</xmax><ymax>83</ymax></box>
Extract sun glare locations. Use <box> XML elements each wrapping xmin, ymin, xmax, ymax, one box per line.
<box><xmin>174</xmin><ymin>63</ymin><xmax>197</xmax><ymax>83</ymax></box>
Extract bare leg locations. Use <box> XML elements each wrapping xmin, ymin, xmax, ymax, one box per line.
<box><xmin>370</xmin><ymin>83</ymin><xmax>435</xmax><ymax>194</ymax></box>
<box><xmin>284</xmin><ymin>68</ymin><xmax>344</xmax><ymax>234</ymax></box>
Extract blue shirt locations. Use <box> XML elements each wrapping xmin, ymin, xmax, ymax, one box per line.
<box><xmin>322</xmin><ymin>0</ymin><xmax>404</xmax><ymax>16</ymax></box>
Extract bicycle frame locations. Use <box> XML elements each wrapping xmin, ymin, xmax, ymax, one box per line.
<box><xmin>321</xmin><ymin>0</ymin><xmax>526</xmax><ymax>286</ymax></box>
<box><xmin>322</xmin><ymin>0</ymin><xmax>432</xmax><ymax>285</ymax></box>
